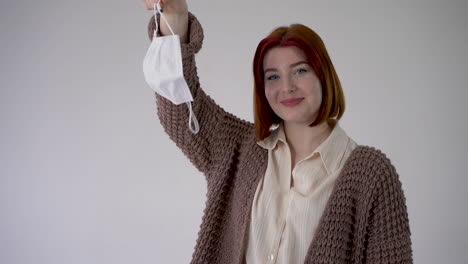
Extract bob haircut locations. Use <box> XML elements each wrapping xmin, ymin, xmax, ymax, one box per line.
<box><xmin>253</xmin><ymin>24</ymin><xmax>345</xmax><ymax>140</ymax></box>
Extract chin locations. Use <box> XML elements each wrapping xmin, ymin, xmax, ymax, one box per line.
<box><xmin>278</xmin><ymin>112</ymin><xmax>316</xmax><ymax>125</ymax></box>
<box><xmin>280</xmin><ymin>117</ymin><xmax>314</xmax><ymax>126</ymax></box>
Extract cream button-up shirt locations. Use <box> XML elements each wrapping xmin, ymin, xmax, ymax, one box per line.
<box><xmin>245</xmin><ymin>120</ymin><xmax>357</xmax><ymax>264</ymax></box>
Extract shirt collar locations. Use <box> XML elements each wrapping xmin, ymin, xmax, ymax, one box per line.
<box><xmin>256</xmin><ymin>123</ymin><xmax>287</xmax><ymax>150</ymax></box>
<box><xmin>256</xmin><ymin>119</ymin><xmax>351</xmax><ymax>175</ymax></box>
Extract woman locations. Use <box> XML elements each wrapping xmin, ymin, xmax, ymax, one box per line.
<box><xmin>141</xmin><ymin>0</ymin><xmax>413</xmax><ymax>263</ymax></box>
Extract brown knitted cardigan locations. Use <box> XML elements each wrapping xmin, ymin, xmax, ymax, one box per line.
<box><xmin>147</xmin><ymin>12</ymin><xmax>412</xmax><ymax>264</ymax></box>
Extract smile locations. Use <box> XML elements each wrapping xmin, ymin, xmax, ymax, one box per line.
<box><xmin>280</xmin><ymin>98</ymin><xmax>304</xmax><ymax>107</ymax></box>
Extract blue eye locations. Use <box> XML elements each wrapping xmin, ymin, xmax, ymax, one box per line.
<box><xmin>295</xmin><ymin>68</ymin><xmax>307</xmax><ymax>75</ymax></box>
<box><xmin>266</xmin><ymin>74</ymin><xmax>279</xmax><ymax>81</ymax></box>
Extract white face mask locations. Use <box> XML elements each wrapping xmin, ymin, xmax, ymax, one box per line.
<box><xmin>142</xmin><ymin>2</ymin><xmax>199</xmax><ymax>134</ymax></box>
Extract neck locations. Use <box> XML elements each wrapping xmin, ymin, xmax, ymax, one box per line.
<box><xmin>283</xmin><ymin>120</ymin><xmax>333</xmax><ymax>165</ymax></box>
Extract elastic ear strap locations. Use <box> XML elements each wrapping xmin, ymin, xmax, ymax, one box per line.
<box><xmin>152</xmin><ymin>3</ymin><xmax>158</xmax><ymax>38</ymax></box>
<box><xmin>153</xmin><ymin>1</ymin><xmax>176</xmax><ymax>36</ymax></box>
<box><xmin>186</xmin><ymin>102</ymin><xmax>200</xmax><ymax>134</ymax></box>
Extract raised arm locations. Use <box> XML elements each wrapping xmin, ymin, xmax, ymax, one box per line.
<box><xmin>144</xmin><ymin>4</ymin><xmax>254</xmax><ymax>176</ymax></box>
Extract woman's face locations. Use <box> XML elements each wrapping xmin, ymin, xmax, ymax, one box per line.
<box><xmin>263</xmin><ymin>46</ymin><xmax>322</xmax><ymax>126</ymax></box>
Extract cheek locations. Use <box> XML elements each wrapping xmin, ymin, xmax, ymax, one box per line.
<box><xmin>309</xmin><ymin>90</ymin><xmax>322</xmax><ymax>109</ymax></box>
<box><xmin>264</xmin><ymin>87</ymin><xmax>276</xmax><ymax>104</ymax></box>
<box><xmin>304</xmin><ymin>78</ymin><xmax>322</xmax><ymax>101</ymax></box>
<box><xmin>314</xmin><ymin>86</ymin><xmax>323</xmax><ymax>102</ymax></box>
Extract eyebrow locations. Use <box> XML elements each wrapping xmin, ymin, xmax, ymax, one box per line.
<box><xmin>264</xmin><ymin>61</ymin><xmax>309</xmax><ymax>74</ymax></box>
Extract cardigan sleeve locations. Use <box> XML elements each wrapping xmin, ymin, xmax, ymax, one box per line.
<box><xmin>365</xmin><ymin>153</ymin><xmax>413</xmax><ymax>263</ymax></box>
<box><xmin>147</xmin><ymin>12</ymin><xmax>253</xmax><ymax>177</ymax></box>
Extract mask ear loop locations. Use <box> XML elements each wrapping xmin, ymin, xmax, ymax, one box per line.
<box><xmin>186</xmin><ymin>102</ymin><xmax>200</xmax><ymax>134</ymax></box>
<box><xmin>152</xmin><ymin>3</ymin><xmax>158</xmax><ymax>39</ymax></box>
<box><xmin>153</xmin><ymin>1</ymin><xmax>175</xmax><ymax>37</ymax></box>
<box><xmin>153</xmin><ymin>1</ymin><xmax>200</xmax><ymax>135</ymax></box>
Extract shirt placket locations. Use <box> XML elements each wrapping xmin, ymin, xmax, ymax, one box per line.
<box><xmin>267</xmin><ymin>142</ymin><xmax>292</xmax><ymax>264</ymax></box>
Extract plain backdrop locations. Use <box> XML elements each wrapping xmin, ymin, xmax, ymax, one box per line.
<box><xmin>1</xmin><ymin>0</ymin><xmax>467</xmax><ymax>263</ymax></box>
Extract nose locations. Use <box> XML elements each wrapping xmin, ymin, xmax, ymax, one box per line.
<box><xmin>280</xmin><ymin>74</ymin><xmax>296</xmax><ymax>93</ymax></box>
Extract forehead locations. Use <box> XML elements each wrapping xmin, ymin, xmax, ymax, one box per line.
<box><xmin>263</xmin><ymin>46</ymin><xmax>307</xmax><ymax>68</ymax></box>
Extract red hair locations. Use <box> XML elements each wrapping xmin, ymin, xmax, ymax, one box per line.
<box><xmin>253</xmin><ymin>24</ymin><xmax>345</xmax><ymax>140</ymax></box>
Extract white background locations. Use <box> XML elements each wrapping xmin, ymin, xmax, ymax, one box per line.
<box><xmin>1</xmin><ymin>0</ymin><xmax>467</xmax><ymax>263</ymax></box>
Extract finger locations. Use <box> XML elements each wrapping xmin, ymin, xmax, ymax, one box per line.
<box><xmin>142</xmin><ymin>0</ymin><xmax>154</xmax><ymax>10</ymax></box>
<box><xmin>141</xmin><ymin>0</ymin><xmax>148</xmax><ymax>10</ymax></box>
<box><xmin>155</xmin><ymin>0</ymin><xmax>164</xmax><ymax>12</ymax></box>
<box><xmin>144</xmin><ymin>0</ymin><xmax>161</xmax><ymax>10</ymax></box>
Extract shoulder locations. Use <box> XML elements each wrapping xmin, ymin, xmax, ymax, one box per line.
<box><xmin>343</xmin><ymin>145</ymin><xmax>401</xmax><ymax>192</ymax></box>
<box><xmin>347</xmin><ymin>145</ymin><xmax>396</xmax><ymax>172</ymax></box>
<box><xmin>348</xmin><ymin>145</ymin><xmax>391</xmax><ymax>165</ymax></box>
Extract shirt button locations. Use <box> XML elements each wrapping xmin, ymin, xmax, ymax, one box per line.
<box><xmin>268</xmin><ymin>254</ymin><xmax>275</xmax><ymax>261</ymax></box>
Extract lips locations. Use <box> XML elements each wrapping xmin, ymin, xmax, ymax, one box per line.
<box><xmin>280</xmin><ymin>98</ymin><xmax>304</xmax><ymax>107</ymax></box>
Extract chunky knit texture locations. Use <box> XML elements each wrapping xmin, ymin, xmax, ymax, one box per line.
<box><xmin>147</xmin><ymin>13</ymin><xmax>412</xmax><ymax>264</ymax></box>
